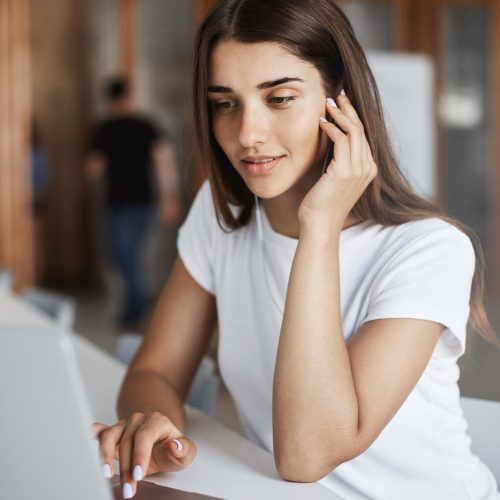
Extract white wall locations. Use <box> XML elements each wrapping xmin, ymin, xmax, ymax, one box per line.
<box><xmin>368</xmin><ymin>52</ymin><xmax>436</xmax><ymax>201</ymax></box>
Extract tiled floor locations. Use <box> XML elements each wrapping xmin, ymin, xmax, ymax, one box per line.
<box><xmin>73</xmin><ymin>272</ymin><xmax>500</xmax><ymax>439</ymax></box>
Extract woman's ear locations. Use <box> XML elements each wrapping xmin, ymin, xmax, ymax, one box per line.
<box><xmin>333</xmin><ymin>81</ymin><xmax>344</xmax><ymax>97</ymax></box>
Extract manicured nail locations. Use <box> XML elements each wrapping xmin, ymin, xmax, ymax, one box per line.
<box><xmin>326</xmin><ymin>97</ymin><xmax>337</xmax><ymax>108</ymax></box>
<box><xmin>102</xmin><ymin>463</ymin><xmax>112</xmax><ymax>478</ymax></box>
<box><xmin>340</xmin><ymin>88</ymin><xmax>346</xmax><ymax>96</ymax></box>
<box><xmin>123</xmin><ymin>482</ymin><xmax>133</xmax><ymax>499</ymax></box>
<box><xmin>133</xmin><ymin>465</ymin><xmax>143</xmax><ymax>481</ymax></box>
<box><xmin>319</xmin><ymin>116</ymin><xmax>328</xmax><ymax>123</ymax></box>
<box><xmin>172</xmin><ymin>438</ymin><xmax>184</xmax><ymax>452</ymax></box>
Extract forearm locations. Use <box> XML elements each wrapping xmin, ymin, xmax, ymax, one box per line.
<box><xmin>85</xmin><ymin>152</ymin><xmax>106</xmax><ymax>181</ymax></box>
<box><xmin>273</xmin><ymin>231</ymin><xmax>359</xmax><ymax>479</ymax></box>
<box><xmin>117</xmin><ymin>370</ymin><xmax>187</xmax><ymax>432</ymax></box>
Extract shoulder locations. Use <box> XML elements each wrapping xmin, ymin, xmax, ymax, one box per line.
<box><xmin>191</xmin><ymin>181</ymin><xmax>245</xmax><ymax>228</ymax></box>
<box><xmin>182</xmin><ymin>181</ymin><xmax>219</xmax><ymax>231</ymax></box>
<box><xmin>91</xmin><ymin>119</ymin><xmax>114</xmax><ymax>148</ymax></box>
<box><xmin>94</xmin><ymin>118</ymin><xmax>126</xmax><ymax>139</ymax></box>
<box><xmin>389</xmin><ymin>217</ymin><xmax>474</xmax><ymax>256</ymax></box>
<box><xmin>368</xmin><ymin>217</ymin><xmax>476</xmax><ymax>282</ymax></box>
<box><xmin>357</xmin><ymin>217</ymin><xmax>473</xmax><ymax>258</ymax></box>
<box><xmin>93</xmin><ymin>118</ymin><xmax>111</xmax><ymax>134</ymax></box>
<box><xmin>133</xmin><ymin>114</ymin><xmax>161</xmax><ymax>134</ymax></box>
<box><xmin>194</xmin><ymin>180</ymin><xmax>215</xmax><ymax>208</ymax></box>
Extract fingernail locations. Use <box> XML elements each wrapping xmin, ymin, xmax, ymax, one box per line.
<box><xmin>123</xmin><ymin>482</ymin><xmax>133</xmax><ymax>499</ymax></box>
<box><xmin>102</xmin><ymin>463</ymin><xmax>112</xmax><ymax>479</ymax></box>
<box><xmin>326</xmin><ymin>97</ymin><xmax>337</xmax><ymax>108</ymax></box>
<box><xmin>319</xmin><ymin>116</ymin><xmax>328</xmax><ymax>123</ymax></box>
<box><xmin>172</xmin><ymin>438</ymin><xmax>184</xmax><ymax>452</ymax></box>
<box><xmin>133</xmin><ymin>465</ymin><xmax>143</xmax><ymax>481</ymax></box>
<box><xmin>340</xmin><ymin>88</ymin><xmax>346</xmax><ymax>96</ymax></box>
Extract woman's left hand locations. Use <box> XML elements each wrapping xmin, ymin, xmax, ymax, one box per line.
<box><xmin>298</xmin><ymin>94</ymin><xmax>378</xmax><ymax>238</ymax></box>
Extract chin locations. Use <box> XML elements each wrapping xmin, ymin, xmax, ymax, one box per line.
<box><xmin>241</xmin><ymin>176</ymin><xmax>294</xmax><ymax>200</ymax></box>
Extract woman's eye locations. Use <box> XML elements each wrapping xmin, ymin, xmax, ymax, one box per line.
<box><xmin>269</xmin><ymin>96</ymin><xmax>296</xmax><ymax>105</ymax></box>
<box><xmin>213</xmin><ymin>101</ymin><xmax>236</xmax><ymax>112</ymax></box>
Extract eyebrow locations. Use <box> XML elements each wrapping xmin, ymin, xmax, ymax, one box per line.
<box><xmin>207</xmin><ymin>77</ymin><xmax>305</xmax><ymax>93</ymax></box>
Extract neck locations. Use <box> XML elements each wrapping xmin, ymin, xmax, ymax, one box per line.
<box><xmin>262</xmin><ymin>194</ymin><xmax>302</xmax><ymax>239</ymax></box>
<box><xmin>110</xmin><ymin>99</ymin><xmax>132</xmax><ymax>117</ymax></box>
<box><xmin>261</xmin><ymin>176</ymin><xmax>360</xmax><ymax>239</ymax></box>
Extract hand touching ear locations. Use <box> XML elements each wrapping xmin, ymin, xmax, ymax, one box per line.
<box><xmin>298</xmin><ymin>93</ymin><xmax>377</xmax><ymax>236</ymax></box>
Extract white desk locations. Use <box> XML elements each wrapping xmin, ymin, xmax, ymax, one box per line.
<box><xmin>0</xmin><ymin>290</ymin><xmax>342</xmax><ymax>499</ymax></box>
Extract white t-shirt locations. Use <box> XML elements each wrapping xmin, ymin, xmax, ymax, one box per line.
<box><xmin>177</xmin><ymin>181</ymin><xmax>499</xmax><ymax>500</ymax></box>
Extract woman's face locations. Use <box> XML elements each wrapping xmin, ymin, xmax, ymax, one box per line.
<box><xmin>208</xmin><ymin>40</ymin><xmax>329</xmax><ymax>199</ymax></box>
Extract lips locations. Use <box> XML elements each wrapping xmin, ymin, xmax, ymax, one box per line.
<box><xmin>241</xmin><ymin>155</ymin><xmax>285</xmax><ymax>175</ymax></box>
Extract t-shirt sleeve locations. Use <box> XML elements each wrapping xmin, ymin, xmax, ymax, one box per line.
<box><xmin>145</xmin><ymin>120</ymin><xmax>161</xmax><ymax>144</ymax></box>
<box><xmin>363</xmin><ymin>224</ymin><xmax>475</xmax><ymax>358</ymax></box>
<box><xmin>177</xmin><ymin>181</ymin><xmax>216</xmax><ymax>294</ymax></box>
<box><xmin>91</xmin><ymin>123</ymin><xmax>106</xmax><ymax>153</ymax></box>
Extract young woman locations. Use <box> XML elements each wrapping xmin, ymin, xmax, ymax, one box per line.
<box><xmin>93</xmin><ymin>1</ymin><xmax>500</xmax><ymax>498</ymax></box>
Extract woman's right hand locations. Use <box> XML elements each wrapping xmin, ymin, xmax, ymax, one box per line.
<box><xmin>93</xmin><ymin>411</ymin><xmax>197</xmax><ymax>499</ymax></box>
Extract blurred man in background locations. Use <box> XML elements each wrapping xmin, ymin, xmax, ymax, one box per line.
<box><xmin>86</xmin><ymin>76</ymin><xmax>181</xmax><ymax>327</ymax></box>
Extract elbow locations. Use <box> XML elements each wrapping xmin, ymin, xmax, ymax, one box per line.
<box><xmin>275</xmin><ymin>462</ymin><xmax>328</xmax><ymax>483</ymax></box>
<box><xmin>275</xmin><ymin>453</ymin><xmax>344</xmax><ymax>483</ymax></box>
<box><xmin>274</xmin><ymin>447</ymin><xmax>350</xmax><ymax>483</ymax></box>
<box><xmin>274</xmin><ymin>435</ymin><xmax>365</xmax><ymax>483</ymax></box>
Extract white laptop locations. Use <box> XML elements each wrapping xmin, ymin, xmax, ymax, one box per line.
<box><xmin>0</xmin><ymin>326</ymin><xmax>224</xmax><ymax>500</ymax></box>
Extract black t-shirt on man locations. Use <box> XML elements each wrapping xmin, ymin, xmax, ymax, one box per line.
<box><xmin>92</xmin><ymin>115</ymin><xmax>161</xmax><ymax>207</ymax></box>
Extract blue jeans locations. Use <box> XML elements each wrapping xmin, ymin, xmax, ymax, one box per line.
<box><xmin>107</xmin><ymin>205</ymin><xmax>154</xmax><ymax>324</ymax></box>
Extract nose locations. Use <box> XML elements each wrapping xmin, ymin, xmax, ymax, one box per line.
<box><xmin>238</xmin><ymin>103</ymin><xmax>271</xmax><ymax>149</ymax></box>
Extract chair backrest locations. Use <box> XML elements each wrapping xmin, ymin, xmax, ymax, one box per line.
<box><xmin>187</xmin><ymin>356</ymin><xmax>220</xmax><ymax>415</ymax></box>
<box><xmin>114</xmin><ymin>333</ymin><xmax>220</xmax><ymax>415</ymax></box>
<box><xmin>114</xmin><ymin>333</ymin><xmax>142</xmax><ymax>365</ymax></box>
<box><xmin>21</xmin><ymin>288</ymin><xmax>76</xmax><ymax>329</ymax></box>
<box><xmin>461</xmin><ymin>396</ymin><xmax>500</xmax><ymax>483</ymax></box>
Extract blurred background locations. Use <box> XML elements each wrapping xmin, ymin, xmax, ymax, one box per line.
<box><xmin>1</xmin><ymin>0</ymin><xmax>499</xmax><ymax>432</ymax></box>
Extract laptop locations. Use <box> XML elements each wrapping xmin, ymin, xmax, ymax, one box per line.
<box><xmin>0</xmin><ymin>326</ymin><xmax>224</xmax><ymax>500</ymax></box>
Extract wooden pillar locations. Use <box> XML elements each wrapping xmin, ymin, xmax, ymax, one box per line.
<box><xmin>119</xmin><ymin>0</ymin><xmax>137</xmax><ymax>84</ymax></box>
<box><xmin>0</xmin><ymin>0</ymin><xmax>34</xmax><ymax>290</ymax></box>
<box><xmin>195</xmin><ymin>0</ymin><xmax>215</xmax><ymax>26</ymax></box>
<box><xmin>30</xmin><ymin>0</ymin><xmax>91</xmax><ymax>286</ymax></box>
<box><xmin>394</xmin><ymin>0</ymin><xmax>412</xmax><ymax>51</ymax></box>
<box><xmin>192</xmin><ymin>0</ymin><xmax>216</xmax><ymax>190</ymax></box>
<box><xmin>490</xmin><ymin>0</ymin><xmax>500</xmax><ymax>297</ymax></box>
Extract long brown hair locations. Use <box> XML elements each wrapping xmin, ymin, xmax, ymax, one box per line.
<box><xmin>193</xmin><ymin>0</ymin><xmax>497</xmax><ymax>346</ymax></box>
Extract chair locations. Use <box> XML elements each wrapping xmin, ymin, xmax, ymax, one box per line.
<box><xmin>0</xmin><ymin>267</ymin><xmax>14</xmax><ymax>291</ymax></box>
<box><xmin>21</xmin><ymin>288</ymin><xmax>76</xmax><ymax>329</ymax></box>
<box><xmin>115</xmin><ymin>333</ymin><xmax>221</xmax><ymax>415</ymax></box>
<box><xmin>461</xmin><ymin>396</ymin><xmax>500</xmax><ymax>483</ymax></box>
<box><xmin>187</xmin><ymin>355</ymin><xmax>220</xmax><ymax>416</ymax></box>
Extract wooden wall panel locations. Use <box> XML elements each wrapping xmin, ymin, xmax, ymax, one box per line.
<box><xmin>0</xmin><ymin>0</ymin><xmax>34</xmax><ymax>290</ymax></box>
<box><xmin>30</xmin><ymin>0</ymin><xmax>91</xmax><ymax>286</ymax></box>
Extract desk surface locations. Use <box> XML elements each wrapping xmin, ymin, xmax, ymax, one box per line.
<box><xmin>0</xmin><ymin>291</ymin><xmax>342</xmax><ymax>499</ymax></box>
